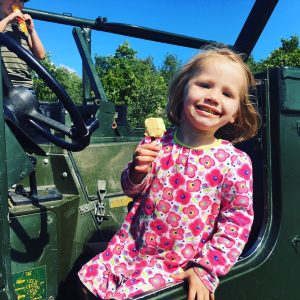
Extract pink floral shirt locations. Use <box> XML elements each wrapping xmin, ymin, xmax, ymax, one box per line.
<box><xmin>78</xmin><ymin>130</ymin><xmax>254</xmax><ymax>299</ymax></box>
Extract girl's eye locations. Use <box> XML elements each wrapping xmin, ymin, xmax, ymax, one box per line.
<box><xmin>199</xmin><ymin>82</ymin><xmax>209</xmax><ymax>88</ymax></box>
<box><xmin>223</xmin><ymin>91</ymin><xmax>233</xmax><ymax>98</ymax></box>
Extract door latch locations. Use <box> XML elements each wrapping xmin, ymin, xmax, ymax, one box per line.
<box><xmin>79</xmin><ymin>180</ymin><xmax>110</xmax><ymax>224</ymax></box>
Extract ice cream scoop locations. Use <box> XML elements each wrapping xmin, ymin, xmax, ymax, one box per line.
<box><xmin>144</xmin><ymin>117</ymin><xmax>166</xmax><ymax>139</ymax></box>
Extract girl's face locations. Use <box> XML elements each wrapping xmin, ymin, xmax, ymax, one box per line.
<box><xmin>181</xmin><ymin>57</ymin><xmax>245</xmax><ymax>138</ymax></box>
<box><xmin>1</xmin><ymin>0</ymin><xmax>24</xmax><ymax>16</ymax></box>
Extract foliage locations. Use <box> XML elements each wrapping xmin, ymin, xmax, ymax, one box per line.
<box><xmin>33</xmin><ymin>52</ymin><xmax>82</xmax><ymax>104</ymax></box>
<box><xmin>249</xmin><ymin>36</ymin><xmax>300</xmax><ymax>73</ymax></box>
<box><xmin>95</xmin><ymin>42</ymin><xmax>181</xmax><ymax>127</ymax></box>
<box><xmin>32</xmin><ymin>44</ymin><xmax>182</xmax><ymax>128</ymax></box>
<box><xmin>160</xmin><ymin>53</ymin><xmax>181</xmax><ymax>86</ymax></box>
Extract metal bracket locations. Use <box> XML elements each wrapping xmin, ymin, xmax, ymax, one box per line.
<box><xmin>291</xmin><ymin>234</ymin><xmax>300</xmax><ymax>253</ymax></box>
<box><xmin>95</xmin><ymin>180</ymin><xmax>110</xmax><ymax>223</ymax></box>
<box><xmin>97</xmin><ymin>180</ymin><xmax>107</xmax><ymax>200</ymax></box>
<box><xmin>297</xmin><ymin>122</ymin><xmax>300</xmax><ymax>136</ymax></box>
<box><xmin>79</xmin><ymin>180</ymin><xmax>110</xmax><ymax>224</ymax></box>
<box><xmin>79</xmin><ymin>201</ymin><xmax>96</xmax><ymax>214</ymax></box>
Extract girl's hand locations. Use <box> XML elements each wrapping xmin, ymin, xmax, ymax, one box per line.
<box><xmin>171</xmin><ymin>268</ymin><xmax>215</xmax><ymax>300</ymax></box>
<box><xmin>8</xmin><ymin>10</ymin><xmax>24</xmax><ymax>23</ymax></box>
<box><xmin>129</xmin><ymin>142</ymin><xmax>161</xmax><ymax>184</ymax></box>
<box><xmin>23</xmin><ymin>14</ymin><xmax>34</xmax><ymax>32</ymax></box>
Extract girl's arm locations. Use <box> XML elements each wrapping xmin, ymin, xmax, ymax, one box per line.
<box><xmin>23</xmin><ymin>14</ymin><xmax>45</xmax><ymax>59</ymax></box>
<box><xmin>121</xmin><ymin>139</ymin><xmax>161</xmax><ymax>198</ymax></box>
<box><xmin>0</xmin><ymin>11</ymin><xmax>23</xmax><ymax>32</ymax></box>
<box><xmin>189</xmin><ymin>152</ymin><xmax>254</xmax><ymax>293</ymax></box>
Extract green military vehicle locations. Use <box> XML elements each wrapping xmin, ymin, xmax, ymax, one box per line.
<box><xmin>1</xmin><ymin>0</ymin><xmax>299</xmax><ymax>299</ymax></box>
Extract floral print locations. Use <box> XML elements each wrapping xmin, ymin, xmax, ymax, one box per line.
<box><xmin>214</xmin><ymin>148</ymin><xmax>230</xmax><ymax>162</ymax></box>
<box><xmin>205</xmin><ymin>169</ymin><xmax>223</xmax><ymax>187</ymax></box>
<box><xmin>174</xmin><ymin>189</ymin><xmax>191</xmax><ymax>204</ymax></box>
<box><xmin>199</xmin><ymin>155</ymin><xmax>215</xmax><ymax>169</ymax></box>
<box><xmin>186</xmin><ymin>179</ymin><xmax>201</xmax><ymax>192</ymax></box>
<box><xmin>78</xmin><ymin>130</ymin><xmax>254</xmax><ymax>299</ymax></box>
<box><xmin>183</xmin><ymin>204</ymin><xmax>199</xmax><ymax>219</ymax></box>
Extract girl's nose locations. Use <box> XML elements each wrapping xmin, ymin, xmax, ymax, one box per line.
<box><xmin>204</xmin><ymin>91</ymin><xmax>219</xmax><ymax>106</ymax></box>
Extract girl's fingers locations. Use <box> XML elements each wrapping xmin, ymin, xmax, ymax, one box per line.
<box><xmin>134</xmin><ymin>151</ymin><xmax>158</xmax><ymax>161</ymax></box>
<box><xmin>136</xmin><ymin>146</ymin><xmax>160</xmax><ymax>156</ymax></box>
<box><xmin>170</xmin><ymin>272</ymin><xmax>187</xmax><ymax>281</ymax></box>
<box><xmin>141</xmin><ymin>142</ymin><xmax>161</xmax><ymax>151</ymax></box>
<box><xmin>134</xmin><ymin>165</ymin><xmax>151</xmax><ymax>172</ymax></box>
<box><xmin>171</xmin><ymin>271</ymin><xmax>213</xmax><ymax>300</ymax></box>
<box><xmin>133</xmin><ymin>144</ymin><xmax>160</xmax><ymax>166</ymax></box>
<box><xmin>134</xmin><ymin>153</ymin><xmax>156</xmax><ymax>161</ymax></box>
<box><xmin>187</xmin><ymin>290</ymin><xmax>196</xmax><ymax>300</ymax></box>
<box><xmin>133</xmin><ymin>155</ymin><xmax>156</xmax><ymax>168</ymax></box>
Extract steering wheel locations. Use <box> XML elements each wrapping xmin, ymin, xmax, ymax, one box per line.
<box><xmin>0</xmin><ymin>32</ymin><xmax>99</xmax><ymax>152</ymax></box>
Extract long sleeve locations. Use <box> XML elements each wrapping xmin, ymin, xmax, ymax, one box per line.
<box><xmin>121</xmin><ymin>163</ymin><xmax>152</xmax><ymax>198</ymax></box>
<box><xmin>193</xmin><ymin>152</ymin><xmax>254</xmax><ymax>292</ymax></box>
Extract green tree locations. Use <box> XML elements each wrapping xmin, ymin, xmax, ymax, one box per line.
<box><xmin>160</xmin><ymin>53</ymin><xmax>181</xmax><ymax>86</ymax></box>
<box><xmin>249</xmin><ymin>35</ymin><xmax>300</xmax><ymax>73</ymax></box>
<box><xmin>95</xmin><ymin>41</ymin><xmax>168</xmax><ymax>127</ymax></box>
<box><xmin>33</xmin><ymin>52</ymin><xmax>82</xmax><ymax>104</ymax></box>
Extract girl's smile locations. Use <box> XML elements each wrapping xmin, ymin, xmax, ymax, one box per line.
<box><xmin>195</xmin><ymin>102</ymin><xmax>221</xmax><ymax>117</ymax></box>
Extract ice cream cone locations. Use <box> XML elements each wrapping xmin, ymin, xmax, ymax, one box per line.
<box><xmin>12</xmin><ymin>4</ymin><xmax>28</xmax><ymax>34</ymax></box>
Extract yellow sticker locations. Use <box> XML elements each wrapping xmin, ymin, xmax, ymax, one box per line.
<box><xmin>13</xmin><ymin>266</ymin><xmax>46</xmax><ymax>300</ymax></box>
<box><xmin>109</xmin><ymin>196</ymin><xmax>132</xmax><ymax>208</ymax></box>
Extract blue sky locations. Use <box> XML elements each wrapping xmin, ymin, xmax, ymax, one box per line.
<box><xmin>25</xmin><ymin>0</ymin><xmax>299</xmax><ymax>75</ymax></box>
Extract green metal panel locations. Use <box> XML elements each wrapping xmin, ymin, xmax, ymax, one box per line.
<box><xmin>275</xmin><ymin>67</ymin><xmax>300</xmax><ymax>296</ymax></box>
<box><xmin>92</xmin><ymin>101</ymin><xmax>117</xmax><ymax>138</ymax></box>
<box><xmin>72</xmin><ymin>142</ymin><xmax>137</xmax><ymax>194</ymax></box>
<box><xmin>280</xmin><ymin>67</ymin><xmax>300</xmax><ymax>112</ymax></box>
<box><xmin>10</xmin><ymin>211</ymin><xmax>58</xmax><ymax>300</ymax></box>
<box><xmin>6</xmin><ymin>124</ymin><xmax>34</xmax><ymax>188</ymax></box>
<box><xmin>10</xmin><ymin>148</ymin><xmax>98</xmax><ymax>281</ymax></box>
<box><xmin>72</xmin><ymin>141</ymin><xmax>137</xmax><ymax>234</ymax></box>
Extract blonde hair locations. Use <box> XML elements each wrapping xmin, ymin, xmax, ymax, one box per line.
<box><xmin>167</xmin><ymin>47</ymin><xmax>260</xmax><ymax>143</ymax></box>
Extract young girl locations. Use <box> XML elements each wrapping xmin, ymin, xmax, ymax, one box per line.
<box><xmin>0</xmin><ymin>0</ymin><xmax>45</xmax><ymax>92</ymax></box>
<box><xmin>78</xmin><ymin>47</ymin><xmax>260</xmax><ymax>300</ymax></box>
